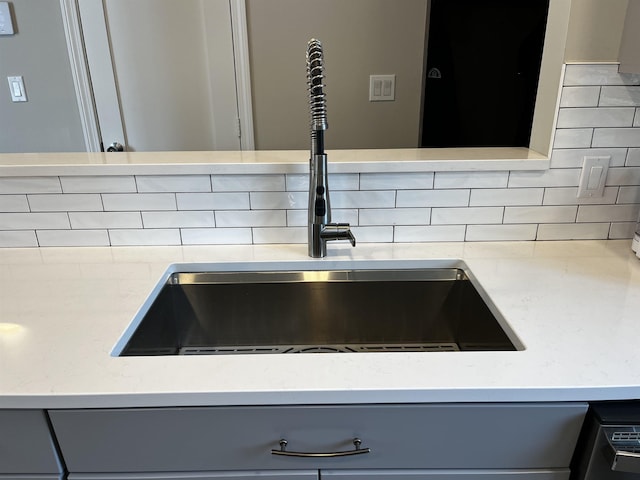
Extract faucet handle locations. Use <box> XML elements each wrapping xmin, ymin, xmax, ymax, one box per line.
<box><xmin>322</xmin><ymin>223</ymin><xmax>356</xmax><ymax>247</ymax></box>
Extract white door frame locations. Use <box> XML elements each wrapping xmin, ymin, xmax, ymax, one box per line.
<box><xmin>59</xmin><ymin>0</ymin><xmax>255</xmax><ymax>152</ymax></box>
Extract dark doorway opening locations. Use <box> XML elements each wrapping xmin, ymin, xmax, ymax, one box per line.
<box><xmin>421</xmin><ymin>0</ymin><xmax>549</xmax><ymax>148</ymax></box>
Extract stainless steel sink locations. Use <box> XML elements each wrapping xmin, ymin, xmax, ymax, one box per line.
<box><xmin>116</xmin><ymin>266</ymin><xmax>521</xmax><ymax>356</ymax></box>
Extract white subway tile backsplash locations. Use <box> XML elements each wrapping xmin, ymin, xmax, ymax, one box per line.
<box><xmin>212</xmin><ymin>174</ymin><xmax>284</xmax><ymax>192</ymax></box>
<box><xmin>285</xmin><ymin>173</ymin><xmax>358</xmax><ymax>191</ymax></box>
<box><xmin>560</xmin><ymin>86</ymin><xmax>601</xmax><ymax>107</ymax></box>
<box><xmin>180</xmin><ymin>228</ymin><xmax>252</xmax><ymax>245</ymax></box>
<box><xmin>537</xmin><ymin>223</ymin><xmax>610</xmax><ymax>240</ymax></box>
<box><xmin>359</xmin><ymin>208</ymin><xmax>429</xmax><ymax>226</ymax></box>
<box><xmin>28</xmin><ymin>194</ymin><xmax>103</xmax><ymax>212</ymax></box>
<box><xmin>629</xmin><ymin>149</ymin><xmax>640</xmax><ymax>166</ymax></box>
<box><xmin>564</xmin><ymin>64</ymin><xmax>640</xmax><ymax>86</ymax></box>
<box><xmin>543</xmin><ymin>187</ymin><xmax>619</xmax><ymax>205</ymax></box>
<box><xmin>635</xmin><ymin>109</ymin><xmax>640</xmax><ymax>128</ymax></box>
<box><xmin>434</xmin><ymin>172</ymin><xmax>508</xmax><ymax>189</ymax></box>
<box><xmin>592</xmin><ymin>128</ymin><xmax>640</xmax><ymax>148</ymax></box>
<box><xmin>550</xmin><ymin>148</ymin><xmax>627</xmax><ymax>168</ymax></box>
<box><xmin>60</xmin><ymin>175</ymin><xmax>135</xmax><ymax>193</ymax></box>
<box><xmin>0</xmin><ymin>195</ymin><xmax>29</xmax><ymax>212</ymax></box>
<box><xmin>250</xmin><ymin>192</ymin><xmax>307</xmax><ymax>210</ymax></box>
<box><xmin>577</xmin><ymin>204</ymin><xmax>640</xmax><ymax>222</ymax></box>
<box><xmin>553</xmin><ymin>129</ymin><xmax>593</xmax><ymax>149</ymax></box>
<box><xmin>36</xmin><ymin>230</ymin><xmax>110</xmax><ymax>247</ymax></box>
<box><xmin>394</xmin><ymin>225</ymin><xmax>466</xmax><ymax>242</ymax></box>
<box><xmin>466</xmin><ymin>224</ymin><xmax>537</xmax><ymax>241</ymax></box>
<box><xmin>351</xmin><ymin>226</ymin><xmax>393</xmax><ymax>243</ymax></box>
<box><xmin>109</xmin><ymin>229</ymin><xmax>181</xmax><ymax>246</ymax></box>
<box><xmin>610</xmin><ymin>222</ymin><xmax>637</xmax><ymax>239</ymax></box>
<box><xmin>176</xmin><ymin>192</ymin><xmax>249</xmax><ymax>210</ymax></box>
<box><xmin>215</xmin><ymin>210</ymin><xmax>286</xmax><ymax>227</ymax></box>
<box><xmin>331</xmin><ymin>191</ymin><xmax>395</xmax><ymax>209</ymax></box>
<box><xmin>557</xmin><ymin>107</ymin><xmax>635</xmax><ymax>128</ymax></box>
<box><xmin>142</xmin><ymin>211</ymin><xmax>215</xmax><ymax>228</ymax></box>
<box><xmin>0</xmin><ymin>177</ymin><xmax>61</xmax><ymax>194</ymax></box>
<box><xmin>606</xmin><ymin>167</ymin><xmax>640</xmax><ymax>186</ymax></box>
<box><xmin>252</xmin><ymin>227</ymin><xmax>306</xmax><ymax>244</ymax></box>
<box><xmin>508</xmin><ymin>169</ymin><xmax>581</xmax><ymax>188</ymax></box>
<box><xmin>618</xmin><ymin>186</ymin><xmax>640</xmax><ymax>204</ymax></box>
<box><xmin>431</xmin><ymin>207</ymin><xmax>503</xmax><ymax>225</ymax></box>
<box><xmin>70</xmin><ymin>212</ymin><xmax>141</xmax><ymax>229</ymax></box>
<box><xmin>102</xmin><ymin>193</ymin><xmax>176</xmax><ymax>211</ymax></box>
<box><xmin>470</xmin><ymin>188</ymin><xmax>543</xmax><ymax>206</ymax></box>
<box><xmin>504</xmin><ymin>206</ymin><xmax>577</xmax><ymax>224</ymax></box>
<box><xmin>599</xmin><ymin>86</ymin><xmax>640</xmax><ymax>106</ymax></box>
<box><xmin>0</xmin><ymin>231</ymin><xmax>38</xmax><ymax>247</ymax></box>
<box><xmin>0</xmin><ymin>213</ymin><xmax>69</xmax><ymax>230</ymax></box>
<box><xmin>396</xmin><ymin>189</ymin><xmax>469</xmax><ymax>207</ymax></box>
<box><xmin>360</xmin><ymin>172</ymin><xmax>434</xmax><ymax>190</ymax></box>
<box><xmin>136</xmin><ymin>175</ymin><xmax>211</xmax><ymax>193</ymax></box>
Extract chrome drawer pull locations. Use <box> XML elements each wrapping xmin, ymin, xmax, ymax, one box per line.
<box><xmin>271</xmin><ymin>438</ymin><xmax>371</xmax><ymax>458</ymax></box>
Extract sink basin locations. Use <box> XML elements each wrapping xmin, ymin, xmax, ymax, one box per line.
<box><xmin>116</xmin><ymin>265</ymin><xmax>521</xmax><ymax>356</ymax></box>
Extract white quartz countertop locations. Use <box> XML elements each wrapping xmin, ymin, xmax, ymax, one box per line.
<box><xmin>1</xmin><ymin>240</ymin><xmax>639</xmax><ymax>409</ymax></box>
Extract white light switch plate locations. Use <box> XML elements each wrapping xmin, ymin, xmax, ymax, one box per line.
<box><xmin>0</xmin><ymin>2</ymin><xmax>14</xmax><ymax>35</ymax></box>
<box><xmin>577</xmin><ymin>156</ymin><xmax>610</xmax><ymax>198</ymax></box>
<box><xmin>7</xmin><ymin>76</ymin><xmax>27</xmax><ymax>102</ymax></box>
<box><xmin>369</xmin><ymin>74</ymin><xmax>395</xmax><ymax>101</ymax></box>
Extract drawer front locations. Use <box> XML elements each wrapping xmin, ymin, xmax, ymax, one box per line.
<box><xmin>49</xmin><ymin>403</ymin><xmax>587</xmax><ymax>473</ymax></box>
<box><xmin>323</xmin><ymin>470</ymin><xmax>570</xmax><ymax>480</ymax></box>
<box><xmin>0</xmin><ymin>410</ymin><xmax>63</xmax><ymax>474</ymax></box>
<box><xmin>69</xmin><ymin>472</ymin><xmax>317</xmax><ymax>480</ymax></box>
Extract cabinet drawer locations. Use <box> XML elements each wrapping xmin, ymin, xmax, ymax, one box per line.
<box><xmin>0</xmin><ymin>410</ymin><xmax>63</xmax><ymax>475</ymax></box>
<box><xmin>49</xmin><ymin>403</ymin><xmax>587</xmax><ymax>473</ymax></box>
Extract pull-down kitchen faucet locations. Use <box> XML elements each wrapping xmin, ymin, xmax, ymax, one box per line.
<box><xmin>306</xmin><ymin>39</ymin><xmax>356</xmax><ymax>258</ymax></box>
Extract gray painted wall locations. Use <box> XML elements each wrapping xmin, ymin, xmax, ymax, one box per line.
<box><xmin>0</xmin><ymin>0</ymin><xmax>84</xmax><ymax>153</ymax></box>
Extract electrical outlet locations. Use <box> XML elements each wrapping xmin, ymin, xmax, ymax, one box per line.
<box><xmin>577</xmin><ymin>156</ymin><xmax>610</xmax><ymax>198</ymax></box>
<box><xmin>369</xmin><ymin>75</ymin><xmax>395</xmax><ymax>101</ymax></box>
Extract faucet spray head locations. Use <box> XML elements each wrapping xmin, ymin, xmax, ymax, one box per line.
<box><xmin>306</xmin><ymin>39</ymin><xmax>328</xmax><ymax>131</ymax></box>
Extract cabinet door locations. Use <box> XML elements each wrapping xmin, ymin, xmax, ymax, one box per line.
<box><xmin>323</xmin><ymin>470</ymin><xmax>569</xmax><ymax>480</ymax></box>
<box><xmin>69</xmin><ymin>472</ymin><xmax>317</xmax><ymax>480</ymax></box>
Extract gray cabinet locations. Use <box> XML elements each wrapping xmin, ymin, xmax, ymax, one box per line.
<box><xmin>619</xmin><ymin>0</ymin><xmax>640</xmax><ymax>73</ymax></box>
<box><xmin>48</xmin><ymin>403</ymin><xmax>587</xmax><ymax>479</ymax></box>
<box><xmin>0</xmin><ymin>409</ymin><xmax>63</xmax><ymax>479</ymax></box>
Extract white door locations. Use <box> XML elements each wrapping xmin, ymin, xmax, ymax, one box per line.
<box><xmin>76</xmin><ymin>0</ymin><xmax>253</xmax><ymax>152</ymax></box>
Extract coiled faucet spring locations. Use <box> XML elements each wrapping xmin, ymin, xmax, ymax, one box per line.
<box><xmin>306</xmin><ymin>39</ymin><xmax>328</xmax><ymax>132</ymax></box>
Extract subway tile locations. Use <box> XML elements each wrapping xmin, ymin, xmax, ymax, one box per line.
<box><xmin>560</xmin><ymin>86</ymin><xmax>601</xmax><ymax>107</ymax></box>
<box><xmin>102</xmin><ymin>193</ymin><xmax>176</xmax><ymax>211</ymax></box>
<box><xmin>180</xmin><ymin>228</ymin><xmax>252</xmax><ymax>245</ymax></box>
<box><xmin>618</xmin><ymin>186</ymin><xmax>640</xmax><ymax>204</ymax></box>
<box><xmin>543</xmin><ymin>187</ymin><xmax>618</xmax><ymax>205</ymax></box>
<box><xmin>470</xmin><ymin>188</ymin><xmax>543</xmax><ymax>206</ymax></box>
<box><xmin>394</xmin><ymin>225</ymin><xmax>466</xmax><ymax>242</ymax></box>
<box><xmin>176</xmin><ymin>192</ymin><xmax>249</xmax><ymax>210</ymax></box>
<box><xmin>252</xmin><ymin>227</ymin><xmax>306</xmax><ymax>244</ymax></box>
<box><xmin>553</xmin><ymin>128</ymin><xmax>593</xmax><ymax>149</ymax></box>
<box><xmin>431</xmin><ymin>207</ymin><xmax>503</xmax><ymax>225</ymax></box>
<box><xmin>135</xmin><ymin>175</ymin><xmax>211</xmax><ymax>193</ymax></box>
<box><xmin>331</xmin><ymin>191</ymin><xmax>395</xmax><ymax>209</ymax></box>
<box><xmin>351</xmin><ymin>226</ymin><xmax>393</xmax><ymax>243</ymax></box>
<box><xmin>60</xmin><ymin>175</ymin><xmax>136</xmax><ymax>193</ymax></box>
<box><xmin>434</xmin><ymin>172</ymin><xmax>508</xmax><ymax>189</ymax></box>
<box><xmin>250</xmin><ymin>192</ymin><xmax>307</xmax><ymax>210</ymax></box>
<box><xmin>564</xmin><ymin>64</ymin><xmax>640</xmax><ymax>86</ymax></box>
<box><xmin>109</xmin><ymin>229</ymin><xmax>181</xmax><ymax>246</ymax></box>
<box><xmin>600</xmin><ymin>86</ymin><xmax>640</xmax><ymax>106</ymax></box>
<box><xmin>537</xmin><ymin>223</ymin><xmax>610</xmax><ymax>240</ymax></box>
<box><xmin>0</xmin><ymin>195</ymin><xmax>29</xmax><ymax>212</ymax></box>
<box><xmin>550</xmin><ymin>148</ymin><xmax>627</xmax><ymax>168</ymax></box>
<box><xmin>286</xmin><ymin>209</ymin><xmax>358</xmax><ymax>227</ymax></box>
<box><xmin>36</xmin><ymin>230</ymin><xmax>110</xmax><ymax>247</ymax></box>
<box><xmin>285</xmin><ymin>173</ymin><xmax>358</xmax><ymax>192</ymax></box>
<box><xmin>359</xmin><ymin>208</ymin><xmax>430</xmax><ymax>226</ymax></box>
<box><xmin>635</xmin><ymin>109</ymin><xmax>640</xmax><ymax>128</ymax></box>
<box><xmin>142</xmin><ymin>211</ymin><xmax>215</xmax><ymax>228</ymax></box>
<box><xmin>592</xmin><ymin>128</ymin><xmax>640</xmax><ymax>148</ymax></box>
<box><xmin>466</xmin><ymin>224</ymin><xmax>537</xmax><ymax>241</ymax></box>
<box><xmin>606</xmin><ymin>167</ymin><xmax>640</xmax><ymax>186</ymax></box>
<box><xmin>509</xmin><ymin>169</ymin><xmax>581</xmax><ymax>188</ymax></box>
<box><xmin>0</xmin><ymin>231</ymin><xmax>38</xmax><ymax>247</ymax></box>
<box><xmin>28</xmin><ymin>194</ymin><xmax>103</xmax><ymax>212</ymax></box>
<box><xmin>215</xmin><ymin>210</ymin><xmax>286</xmax><ymax>227</ymax></box>
<box><xmin>0</xmin><ymin>212</ymin><xmax>70</xmax><ymax>230</ymax></box>
<box><xmin>69</xmin><ymin>212</ymin><xmax>141</xmax><ymax>229</ymax></box>
<box><xmin>212</xmin><ymin>174</ymin><xmax>285</xmax><ymax>192</ymax></box>
<box><xmin>396</xmin><ymin>189</ymin><xmax>469</xmax><ymax>207</ymax></box>
<box><xmin>577</xmin><ymin>204</ymin><xmax>640</xmax><ymax>222</ymax></box>
<box><xmin>557</xmin><ymin>107</ymin><xmax>635</xmax><ymax>128</ymax></box>
<box><xmin>360</xmin><ymin>172</ymin><xmax>434</xmax><ymax>190</ymax></box>
<box><xmin>610</xmin><ymin>222</ymin><xmax>637</xmax><ymax>239</ymax></box>
<box><xmin>0</xmin><ymin>177</ymin><xmax>61</xmax><ymax>194</ymax></box>
<box><xmin>504</xmin><ymin>206</ymin><xmax>577</xmax><ymax>224</ymax></box>
<box><xmin>630</xmin><ymin>149</ymin><xmax>640</xmax><ymax>166</ymax></box>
